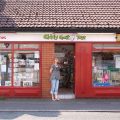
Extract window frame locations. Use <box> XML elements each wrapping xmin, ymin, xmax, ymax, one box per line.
<box><xmin>0</xmin><ymin>42</ymin><xmax>41</xmax><ymax>88</ymax></box>
<box><xmin>92</xmin><ymin>42</ymin><xmax>120</xmax><ymax>88</ymax></box>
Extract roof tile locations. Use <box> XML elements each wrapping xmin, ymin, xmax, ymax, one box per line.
<box><xmin>0</xmin><ymin>0</ymin><xmax>120</xmax><ymax>28</ymax></box>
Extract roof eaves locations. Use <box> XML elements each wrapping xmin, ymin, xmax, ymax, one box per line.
<box><xmin>0</xmin><ymin>27</ymin><xmax>120</xmax><ymax>33</ymax></box>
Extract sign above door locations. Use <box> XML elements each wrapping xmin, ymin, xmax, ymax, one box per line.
<box><xmin>0</xmin><ymin>33</ymin><xmax>116</xmax><ymax>42</ymax></box>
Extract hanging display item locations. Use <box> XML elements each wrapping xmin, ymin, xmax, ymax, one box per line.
<box><xmin>18</xmin><ymin>59</ymin><xmax>25</xmax><ymax>66</ymax></box>
<box><xmin>114</xmin><ymin>55</ymin><xmax>120</xmax><ymax>68</ymax></box>
<box><xmin>34</xmin><ymin>51</ymin><xmax>39</xmax><ymax>58</ymax></box>
<box><xmin>34</xmin><ymin>63</ymin><xmax>39</xmax><ymax>70</ymax></box>
<box><xmin>1</xmin><ymin>65</ymin><xmax>6</xmax><ymax>72</ymax></box>
<box><xmin>0</xmin><ymin>73</ymin><xmax>1</xmax><ymax>86</ymax></box>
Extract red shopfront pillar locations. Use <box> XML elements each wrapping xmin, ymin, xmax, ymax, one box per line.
<box><xmin>75</xmin><ymin>43</ymin><xmax>93</xmax><ymax>98</ymax></box>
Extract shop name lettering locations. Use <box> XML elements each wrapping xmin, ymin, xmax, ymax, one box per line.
<box><xmin>43</xmin><ymin>34</ymin><xmax>86</xmax><ymax>40</ymax></box>
<box><xmin>0</xmin><ymin>36</ymin><xmax>6</xmax><ymax>39</ymax></box>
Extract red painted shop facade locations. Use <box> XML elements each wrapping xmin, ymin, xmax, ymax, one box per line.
<box><xmin>0</xmin><ymin>32</ymin><xmax>120</xmax><ymax>98</ymax></box>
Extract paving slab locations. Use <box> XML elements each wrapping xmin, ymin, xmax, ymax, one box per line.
<box><xmin>0</xmin><ymin>98</ymin><xmax>120</xmax><ymax>112</ymax></box>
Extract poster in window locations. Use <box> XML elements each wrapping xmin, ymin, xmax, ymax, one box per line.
<box><xmin>96</xmin><ymin>70</ymin><xmax>103</xmax><ymax>81</ymax></box>
<box><xmin>0</xmin><ymin>55</ymin><xmax>2</xmax><ymax>64</ymax></box>
<box><xmin>23</xmin><ymin>81</ymin><xmax>33</xmax><ymax>87</ymax></box>
<box><xmin>5</xmin><ymin>81</ymin><xmax>11</xmax><ymax>86</ymax></box>
<box><xmin>34</xmin><ymin>63</ymin><xmax>39</xmax><ymax>70</ymax></box>
<box><xmin>29</xmin><ymin>60</ymin><xmax>35</xmax><ymax>66</ymax></box>
<box><xmin>34</xmin><ymin>51</ymin><xmax>39</xmax><ymax>58</ymax></box>
<box><xmin>14</xmin><ymin>81</ymin><xmax>21</xmax><ymax>86</ymax></box>
<box><xmin>114</xmin><ymin>55</ymin><xmax>120</xmax><ymax>68</ymax></box>
<box><xmin>1</xmin><ymin>65</ymin><xmax>6</xmax><ymax>72</ymax></box>
<box><xmin>26</xmin><ymin>73</ymin><xmax>33</xmax><ymax>79</ymax></box>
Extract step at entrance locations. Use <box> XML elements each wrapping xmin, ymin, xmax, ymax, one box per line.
<box><xmin>58</xmin><ymin>94</ymin><xmax>75</xmax><ymax>99</ymax></box>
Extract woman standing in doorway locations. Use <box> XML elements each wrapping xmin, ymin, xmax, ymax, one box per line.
<box><xmin>50</xmin><ymin>58</ymin><xmax>61</xmax><ymax>101</ymax></box>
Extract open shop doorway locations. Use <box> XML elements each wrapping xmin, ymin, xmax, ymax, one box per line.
<box><xmin>55</xmin><ymin>44</ymin><xmax>75</xmax><ymax>99</ymax></box>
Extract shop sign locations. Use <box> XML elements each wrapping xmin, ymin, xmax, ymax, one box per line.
<box><xmin>0</xmin><ymin>33</ymin><xmax>116</xmax><ymax>42</ymax></box>
<box><xmin>43</xmin><ymin>33</ymin><xmax>86</xmax><ymax>40</ymax></box>
<box><xmin>116</xmin><ymin>34</ymin><xmax>120</xmax><ymax>41</ymax></box>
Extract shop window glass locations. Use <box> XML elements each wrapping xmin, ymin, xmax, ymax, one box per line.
<box><xmin>0</xmin><ymin>51</ymin><xmax>12</xmax><ymax>86</ymax></box>
<box><xmin>15</xmin><ymin>44</ymin><xmax>39</xmax><ymax>49</ymax></box>
<box><xmin>0</xmin><ymin>43</ymin><xmax>11</xmax><ymax>49</ymax></box>
<box><xmin>92</xmin><ymin>52</ymin><xmax>120</xmax><ymax>87</ymax></box>
<box><xmin>14</xmin><ymin>51</ymin><xmax>40</xmax><ymax>87</ymax></box>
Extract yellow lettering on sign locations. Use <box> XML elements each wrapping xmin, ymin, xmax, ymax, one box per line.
<box><xmin>43</xmin><ymin>34</ymin><xmax>86</xmax><ymax>41</ymax></box>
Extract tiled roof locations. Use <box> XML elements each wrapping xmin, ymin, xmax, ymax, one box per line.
<box><xmin>0</xmin><ymin>0</ymin><xmax>120</xmax><ymax>30</ymax></box>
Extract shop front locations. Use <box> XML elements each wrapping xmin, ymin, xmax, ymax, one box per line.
<box><xmin>0</xmin><ymin>32</ymin><xmax>120</xmax><ymax>98</ymax></box>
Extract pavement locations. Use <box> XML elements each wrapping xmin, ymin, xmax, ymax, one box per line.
<box><xmin>1</xmin><ymin>111</ymin><xmax>120</xmax><ymax>120</ymax></box>
<box><xmin>0</xmin><ymin>98</ymin><xmax>120</xmax><ymax>112</ymax></box>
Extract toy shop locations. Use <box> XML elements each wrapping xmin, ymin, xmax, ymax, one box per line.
<box><xmin>0</xmin><ymin>32</ymin><xmax>120</xmax><ymax>98</ymax></box>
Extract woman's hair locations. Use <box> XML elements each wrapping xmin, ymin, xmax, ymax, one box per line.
<box><xmin>55</xmin><ymin>57</ymin><xmax>59</xmax><ymax>60</ymax></box>
<box><xmin>52</xmin><ymin>57</ymin><xmax>59</xmax><ymax>64</ymax></box>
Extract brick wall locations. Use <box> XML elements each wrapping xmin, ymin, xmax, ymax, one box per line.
<box><xmin>41</xmin><ymin>42</ymin><xmax>55</xmax><ymax>98</ymax></box>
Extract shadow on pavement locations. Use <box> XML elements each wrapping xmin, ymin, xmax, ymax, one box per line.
<box><xmin>0</xmin><ymin>111</ymin><xmax>61</xmax><ymax>120</ymax></box>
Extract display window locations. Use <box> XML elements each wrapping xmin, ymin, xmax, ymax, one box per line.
<box><xmin>92</xmin><ymin>44</ymin><xmax>120</xmax><ymax>87</ymax></box>
<box><xmin>0</xmin><ymin>43</ymin><xmax>40</xmax><ymax>87</ymax></box>
<box><xmin>14</xmin><ymin>51</ymin><xmax>40</xmax><ymax>87</ymax></box>
<box><xmin>0</xmin><ymin>51</ymin><xmax>12</xmax><ymax>86</ymax></box>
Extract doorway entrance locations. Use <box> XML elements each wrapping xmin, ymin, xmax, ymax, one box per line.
<box><xmin>55</xmin><ymin>44</ymin><xmax>75</xmax><ymax>99</ymax></box>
